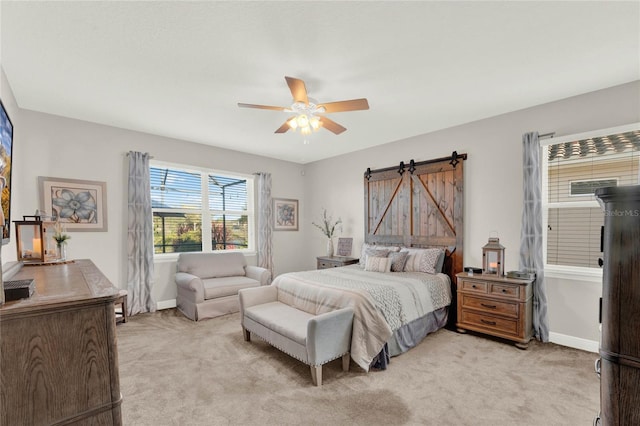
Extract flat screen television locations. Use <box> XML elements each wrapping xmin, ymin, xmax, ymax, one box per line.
<box><xmin>0</xmin><ymin>98</ymin><xmax>14</xmax><ymax>245</ymax></box>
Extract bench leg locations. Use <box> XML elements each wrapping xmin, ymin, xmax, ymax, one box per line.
<box><xmin>242</xmin><ymin>327</ymin><xmax>251</xmax><ymax>342</ymax></box>
<box><xmin>310</xmin><ymin>365</ymin><xmax>322</xmax><ymax>387</ymax></box>
<box><xmin>342</xmin><ymin>353</ymin><xmax>350</xmax><ymax>372</ymax></box>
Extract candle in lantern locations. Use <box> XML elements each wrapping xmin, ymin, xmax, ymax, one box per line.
<box><xmin>32</xmin><ymin>238</ymin><xmax>42</xmax><ymax>257</ymax></box>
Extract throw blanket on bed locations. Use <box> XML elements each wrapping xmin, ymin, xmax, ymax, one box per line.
<box><xmin>272</xmin><ymin>265</ymin><xmax>451</xmax><ymax>371</ymax></box>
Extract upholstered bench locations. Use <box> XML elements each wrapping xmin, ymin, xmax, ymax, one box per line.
<box><xmin>239</xmin><ymin>286</ymin><xmax>354</xmax><ymax>386</ymax></box>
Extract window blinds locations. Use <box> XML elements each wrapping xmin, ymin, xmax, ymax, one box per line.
<box><xmin>544</xmin><ymin>127</ymin><xmax>640</xmax><ymax>268</ymax></box>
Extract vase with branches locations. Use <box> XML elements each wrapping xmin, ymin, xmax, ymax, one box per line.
<box><xmin>53</xmin><ymin>222</ymin><xmax>70</xmax><ymax>260</ymax></box>
<box><xmin>312</xmin><ymin>209</ymin><xmax>342</xmax><ymax>257</ymax></box>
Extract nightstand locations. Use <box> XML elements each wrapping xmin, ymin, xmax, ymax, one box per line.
<box><xmin>316</xmin><ymin>256</ymin><xmax>359</xmax><ymax>269</ymax></box>
<box><xmin>456</xmin><ymin>272</ymin><xmax>534</xmax><ymax>349</ymax></box>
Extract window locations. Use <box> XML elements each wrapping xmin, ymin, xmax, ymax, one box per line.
<box><xmin>542</xmin><ymin>125</ymin><xmax>640</xmax><ymax>270</ymax></box>
<box><xmin>150</xmin><ymin>163</ymin><xmax>254</xmax><ymax>254</ymax></box>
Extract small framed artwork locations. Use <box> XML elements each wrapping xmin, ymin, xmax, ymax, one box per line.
<box><xmin>38</xmin><ymin>176</ymin><xmax>108</xmax><ymax>232</ymax></box>
<box><xmin>273</xmin><ymin>198</ymin><xmax>298</xmax><ymax>231</ymax></box>
<box><xmin>337</xmin><ymin>237</ymin><xmax>353</xmax><ymax>256</ymax></box>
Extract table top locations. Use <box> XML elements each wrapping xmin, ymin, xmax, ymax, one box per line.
<box><xmin>1</xmin><ymin>259</ymin><xmax>119</xmax><ymax>316</ymax></box>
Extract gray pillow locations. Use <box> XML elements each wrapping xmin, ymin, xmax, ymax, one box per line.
<box><xmin>389</xmin><ymin>251</ymin><xmax>409</xmax><ymax>272</ymax></box>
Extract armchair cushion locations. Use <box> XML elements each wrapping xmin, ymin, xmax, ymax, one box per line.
<box><xmin>203</xmin><ymin>276</ymin><xmax>260</xmax><ymax>299</ymax></box>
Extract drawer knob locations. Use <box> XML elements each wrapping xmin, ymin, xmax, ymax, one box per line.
<box><xmin>481</xmin><ymin>303</ymin><xmax>497</xmax><ymax>309</ymax></box>
<box><xmin>481</xmin><ymin>319</ymin><xmax>497</xmax><ymax>326</ymax></box>
<box><xmin>472</xmin><ymin>284</ymin><xmax>477</xmax><ymax>288</ymax></box>
<box><xmin>502</xmin><ymin>289</ymin><xmax>507</xmax><ymax>293</ymax></box>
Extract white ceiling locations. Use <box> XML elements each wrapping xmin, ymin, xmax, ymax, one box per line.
<box><xmin>1</xmin><ymin>1</ymin><xmax>639</xmax><ymax>164</ymax></box>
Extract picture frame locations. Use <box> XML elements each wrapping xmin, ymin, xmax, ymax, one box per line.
<box><xmin>38</xmin><ymin>176</ymin><xmax>108</xmax><ymax>232</ymax></box>
<box><xmin>337</xmin><ymin>237</ymin><xmax>353</xmax><ymax>256</ymax></box>
<box><xmin>273</xmin><ymin>198</ymin><xmax>298</xmax><ymax>231</ymax></box>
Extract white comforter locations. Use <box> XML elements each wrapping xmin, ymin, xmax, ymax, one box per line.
<box><xmin>272</xmin><ymin>265</ymin><xmax>451</xmax><ymax>371</ymax></box>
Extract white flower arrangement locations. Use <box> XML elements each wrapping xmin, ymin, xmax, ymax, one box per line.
<box><xmin>312</xmin><ymin>209</ymin><xmax>342</xmax><ymax>239</ymax></box>
<box><xmin>53</xmin><ymin>222</ymin><xmax>71</xmax><ymax>245</ymax></box>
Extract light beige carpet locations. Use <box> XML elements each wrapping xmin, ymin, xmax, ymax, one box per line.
<box><xmin>117</xmin><ymin>309</ymin><xmax>599</xmax><ymax>425</ymax></box>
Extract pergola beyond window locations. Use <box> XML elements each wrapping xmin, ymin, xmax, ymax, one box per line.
<box><xmin>150</xmin><ymin>164</ymin><xmax>253</xmax><ymax>254</ymax></box>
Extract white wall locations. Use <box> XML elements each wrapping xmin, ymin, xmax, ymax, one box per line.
<box><xmin>2</xmin><ymin>68</ymin><xmax>308</xmax><ymax>305</ymax></box>
<box><xmin>303</xmin><ymin>80</ymin><xmax>640</xmax><ymax>347</ymax></box>
<box><xmin>5</xmin><ymin>63</ymin><xmax>640</xmax><ymax>347</ymax></box>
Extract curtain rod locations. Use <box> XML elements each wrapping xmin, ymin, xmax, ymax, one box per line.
<box><xmin>539</xmin><ymin>132</ymin><xmax>555</xmax><ymax>140</ymax></box>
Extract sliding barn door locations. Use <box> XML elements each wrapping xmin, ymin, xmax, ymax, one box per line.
<box><xmin>364</xmin><ymin>158</ymin><xmax>464</xmax><ymax>275</ymax></box>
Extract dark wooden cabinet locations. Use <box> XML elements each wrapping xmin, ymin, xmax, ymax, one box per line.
<box><xmin>456</xmin><ymin>272</ymin><xmax>533</xmax><ymax>349</ymax></box>
<box><xmin>595</xmin><ymin>185</ymin><xmax>640</xmax><ymax>426</ymax></box>
<box><xmin>316</xmin><ymin>256</ymin><xmax>359</xmax><ymax>269</ymax></box>
<box><xmin>0</xmin><ymin>260</ymin><xmax>122</xmax><ymax>425</ymax></box>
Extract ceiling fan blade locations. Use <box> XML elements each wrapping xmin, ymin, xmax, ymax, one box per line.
<box><xmin>285</xmin><ymin>76</ymin><xmax>309</xmax><ymax>105</ymax></box>
<box><xmin>275</xmin><ymin>117</ymin><xmax>295</xmax><ymax>133</ymax></box>
<box><xmin>319</xmin><ymin>116</ymin><xmax>347</xmax><ymax>135</ymax></box>
<box><xmin>319</xmin><ymin>98</ymin><xmax>369</xmax><ymax>113</ymax></box>
<box><xmin>238</xmin><ymin>103</ymin><xmax>286</xmax><ymax>111</ymax></box>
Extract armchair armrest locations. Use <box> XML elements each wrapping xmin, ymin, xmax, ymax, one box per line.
<box><xmin>245</xmin><ymin>265</ymin><xmax>271</xmax><ymax>285</ymax></box>
<box><xmin>307</xmin><ymin>307</ymin><xmax>354</xmax><ymax>366</ymax></box>
<box><xmin>175</xmin><ymin>272</ymin><xmax>205</xmax><ymax>303</ymax></box>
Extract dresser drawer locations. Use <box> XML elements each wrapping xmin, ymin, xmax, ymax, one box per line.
<box><xmin>461</xmin><ymin>294</ymin><xmax>519</xmax><ymax>318</ymax></box>
<box><xmin>317</xmin><ymin>260</ymin><xmax>337</xmax><ymax>269</ymax></box>
<box><xmin>460</xmin><ymin>279</ymin><xmax>488</xmax><ymax>294</ymax></box>
<box><xmin>489</xmin><ymin>283</ymin><xmax>520</xmax><ymax>299</ymax></box>
<box><xmin>460</xmin><ymin>310</ymin><xmax>519</xmax><ymax>335</ymax></box>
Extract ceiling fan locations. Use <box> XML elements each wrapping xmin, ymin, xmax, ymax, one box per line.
<box><xmin>238</xmin><ymin>76</ymin><xmax>369</xmax><ymax>135</ymax></box>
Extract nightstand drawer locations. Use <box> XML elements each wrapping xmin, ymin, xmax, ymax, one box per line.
<box><xmin>318</xmin><ymin>261</ymin><xmax>337</xmax><ymax>269</ymax></box>
<box><xmin>460</xmin><ymin>311</ymin><xmax>518</xmax><ymax>335</ymax></box>
<box><xmin>489</xmin><ymin>283</ymin><xmax>520</xmax><ymax>299</ymax></box>
<box><xmin>461</xmin><ymin>294</ymin><xmax>519</xmax><ymax>318</ymax></box>
<box><xmin>460</xmin><ymin>279</ymin><xmax>488</xmax><ymax>294</ymax></box>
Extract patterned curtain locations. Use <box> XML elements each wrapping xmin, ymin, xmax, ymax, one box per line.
<box><xmin>255</xmin><ymin>172</ymin><xmax>274</xmax><ymax>282</ymax></box>
<box><xmin>519</xmin><ymin>132</ymin><xmax>549</xmax><ymax>341</ymax></box>
<box><xmin>127</xmin><ymin>151</ymin><xmax>156</xmax><ymax>315</ymax></box>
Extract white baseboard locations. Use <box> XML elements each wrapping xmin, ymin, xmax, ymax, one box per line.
<box><xmin>549</xmin><ymin>332</ymin><xmax>599</xmax><ymax>353</ymax></box>
<box><xmin>156</xmin><ymin>299</ymin><xmax>176</xmax><ymax>310</ymax></box>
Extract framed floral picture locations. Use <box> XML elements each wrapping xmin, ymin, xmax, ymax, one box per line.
<box><xmin>273</xmin><ymin>198</ymin><xmax>298</xmax><ymax>231</ymax></box>
<box><xmin>38</xmin><ymin>176</ymin><xmax>108</xmax><ymax>231</ymax></box>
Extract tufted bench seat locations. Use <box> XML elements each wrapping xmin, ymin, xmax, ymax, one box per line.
<box><xmin>239</xmin><ymin>286</ymin><xmax>354</xmax><ymax>386</ymax></box>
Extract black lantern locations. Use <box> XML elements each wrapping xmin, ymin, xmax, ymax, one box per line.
<box><xmin>482</xmin><ymin>236</ymin><xmax>505</xmax><ymax>276</ymax></box>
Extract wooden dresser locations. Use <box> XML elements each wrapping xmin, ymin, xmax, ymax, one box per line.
<box><xmin>0</xmin><ymin>259</ymin><xmax>123</xmax><ymax>426</ymax></box>
<box><xmin>456</xmin><ymin>272</ymin><xmax>534</xmax><ymax>349</ymax></box>
<box><xmin>595</xmin><ymin>185</ymin><xmax>640</xmax><ymax>425</ymax></box>
<box><xmin>316</xmin><ymin>256</ymin><xmax>359</xmax><ymax>269</ymax></box>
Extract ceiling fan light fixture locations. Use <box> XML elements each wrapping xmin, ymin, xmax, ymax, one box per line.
<box><xmin>297</xmin><ymin>114</ymin><xmax>309</xmax><ymax>128</ymax></box>
<box><xmin>287</xmin><ymin>117</ymin><xmax>298</xmax><ymax>130</ymax></box>
<box><xmin>309</xmin><ymin>116</ymin><xmax>321</xmax><ymax>130</ymax></box>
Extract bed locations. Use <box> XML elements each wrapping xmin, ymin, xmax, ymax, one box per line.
<box><xmin>274</xmin><ymin>153</ymin><xmax>466</xmax><ymax>371</ymax></box>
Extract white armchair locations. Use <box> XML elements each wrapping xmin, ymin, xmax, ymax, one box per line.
<box><xmin>175</xmin><ymin>252</ymin><xmax>270</xmax><ymax>321</ymax></box>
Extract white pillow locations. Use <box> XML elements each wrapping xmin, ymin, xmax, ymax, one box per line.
<box><xmin>402</xmin><ymin>248</ymin><xmax>443</xmax><ymax>274</ymax></box>
<box><xmin>364</xmin><ymin>256</ymin><xmax>391</xmax><ymax>273</ymax></box>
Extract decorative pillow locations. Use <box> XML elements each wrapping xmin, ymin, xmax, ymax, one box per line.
<box><xmin>402</xmin><ymin>248</ymin><xmax>444</xmax><ymax>274</ymax></box>
<box><xmin>364</xmin><ymin>256</ymin><xmax>391</xmax><ymax>273</ymax></box>
<box><xmin>434</xmin><ymin>250</ymin><xmax>446</xmax><ymax>273</ymax></box>
<box><xmin>388</xmin><ymin>251</ymin><xmax>409</xmax><ymax>272</ymax></box>
<box><xmin>358</xmin><ymin>243</ymin><xmax>400</xmax><ymax>265</ymax></box>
